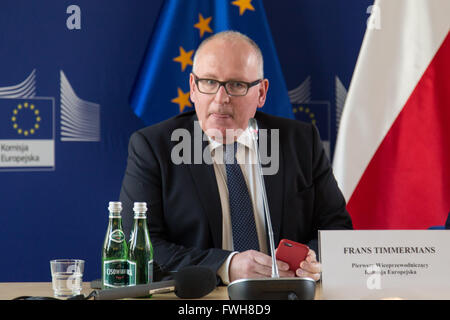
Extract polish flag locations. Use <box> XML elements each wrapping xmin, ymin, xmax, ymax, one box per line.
<box><xmin>333</xmin><ymin>0</ymin><xmax>450</xmax><ymax>229</ymax></box>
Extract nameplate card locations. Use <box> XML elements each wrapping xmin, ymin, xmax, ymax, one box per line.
<box><xmin>319</xmin><ymin>230</ymin><xmax>450</xmax><ymax>299</ymax></box>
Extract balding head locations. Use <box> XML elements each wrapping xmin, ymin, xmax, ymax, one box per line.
<box><xmin>193</xmin><ymin>30</ymin><xmax>264</xmax><ymax>79</ymax></box>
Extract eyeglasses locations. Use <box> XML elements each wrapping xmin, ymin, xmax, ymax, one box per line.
<box><xmin>192</xmin><ymin>73</ymin><xmax>262</xmax><ymax>96</ymax></box>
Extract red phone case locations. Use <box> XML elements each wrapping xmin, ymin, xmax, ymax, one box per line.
<box><xmin>275</xmin><ymin>239</ymin><xmax>309</xmax><ymax>272</ymax></box>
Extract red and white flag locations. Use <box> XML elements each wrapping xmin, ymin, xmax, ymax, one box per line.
<box><xmin>333</xmin><ymin>0</ymin><xmax>450</xmax><ymax>229</ymax></box>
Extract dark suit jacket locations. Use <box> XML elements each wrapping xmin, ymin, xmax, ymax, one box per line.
<box><xmin>119</xmin><ymin>111</ymin><xmax>352</xmax><ymax>279</ymax></box>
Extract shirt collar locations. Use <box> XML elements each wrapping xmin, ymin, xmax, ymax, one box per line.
<box><xmin>206</xmin><ymin>127</ymin><xmax>255</xmax><ymax>154</ymax></box>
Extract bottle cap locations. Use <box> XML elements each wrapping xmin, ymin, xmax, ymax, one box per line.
<box><xmin>133</xmin><ymin>202</ymin><xmax>147</xmax><ymax>213</ymax></box>
<box><xmin>108</xmin><ymin>201</ymin><xmax>122</xmax><ymax>213</ymax></box>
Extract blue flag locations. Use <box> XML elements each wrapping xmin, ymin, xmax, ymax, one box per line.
<box><xmin>130</xmin><ymin>0</ymin><xmax>294</xmax><ymax>125</ymax></box>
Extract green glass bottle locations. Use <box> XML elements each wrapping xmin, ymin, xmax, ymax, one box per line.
<box><xmin>102</xmin><ymin>201</ymin><xmax>130</xmax><ymax>289</ymax></box>
<box><xmin>128</xmin><ymin>202</ymin><xmax>154</xmax><ymax>289</ymax></box>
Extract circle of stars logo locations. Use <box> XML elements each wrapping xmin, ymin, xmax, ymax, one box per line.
<box><xmin>11</xmin><ymin>102</ymin><xmax>41</xmax><ymax>136</ymax></box>
<box><xmin>293</xmin><ymin>106</ymin><xmax>317</xmax><ymax>126</ymax></box>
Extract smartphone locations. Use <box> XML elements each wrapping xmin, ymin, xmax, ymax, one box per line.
<box><xmin>275</xmin><ymin>239</ymin><xmax>309</xmax><ymax>272</ymax></box>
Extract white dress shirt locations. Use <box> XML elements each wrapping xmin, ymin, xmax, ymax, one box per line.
<box><xmin>206</xmin><ymin>128</ymin><xmax>268</xmax><ymax>284</ymax></box>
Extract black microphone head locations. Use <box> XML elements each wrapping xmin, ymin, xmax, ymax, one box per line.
<box><xmin>173</xmin><ymin>266</ymin><xmax>216</xmax><ymax>298</ymax></box>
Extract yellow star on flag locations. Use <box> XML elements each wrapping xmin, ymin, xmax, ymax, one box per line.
<box><xmin>171</xmin><ymin>88</ymin><xmax>192</xmax><ymax>113</ymax></box>
<box><xmin>194</xmin><ymin>13</ymin><xmax>213</xmax><ymax>38</ymax></box>
<box><xmin>173</xmin><ymin>46</ymin><xmax>194</xmax><ymax>71</ymax></box>
<box><xmin>231</xmin><ymin>0</ymin><xmax>255</xmax><ymax>16</ymax></box>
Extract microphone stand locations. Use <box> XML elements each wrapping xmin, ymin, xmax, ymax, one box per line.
<box><xmin>227</xmin><ymin>118</ymin><xmax>316</xmax><ymax>300</ymax></box>
<box><xmin>252</xmin><ymin>119</ymin><xmax>279</xmax><ymax>279</ymax></box>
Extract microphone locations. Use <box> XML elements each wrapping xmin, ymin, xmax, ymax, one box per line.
<box><xmin>248</xmin><ymin>118</ymin><xmax>279</xmax><ymax>279</ymax></box>
<box><xmin>94</xmin><ymin>266</ymin><xmax>216</xmax><ymax>300</ymax></box>
<box><xmin>227</xmin><ymin>118</ymin><xmax>316</xmax><ymax>300</ymax></box>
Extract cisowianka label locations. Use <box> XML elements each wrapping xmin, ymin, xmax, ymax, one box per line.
<box><xmin>148</xmin><ymin>259</ymin><xmax>154</xmax><ymax>283</ymax></box>
<box><xmin>128</xmin><ymin>260</ymin><xmax>136</xmax><ymax>286</ymax></box>
<box><xmin>103</xmin><ymin>259</ymin><xmax>131</xmax><ymax>288</ymax></box>
<box><xmin>128</xmin><ymin>259</ymin><xmax>153</xmax><ymax>286</ymax></box>
<box><xmin>109</xmin><ymin>229</ymin><xmax>125</xmax><ymax>243</ymax></box>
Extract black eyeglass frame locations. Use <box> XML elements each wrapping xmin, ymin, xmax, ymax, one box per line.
<box><xmin>192</xmin><ymin>73</ymin><xmax>262</xmax><ymax>96</ymax></box>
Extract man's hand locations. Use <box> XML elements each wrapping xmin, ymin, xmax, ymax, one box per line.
<box><xmin>228</xmin><ymin>250</ymin><xmax>295</xmax><ymax>283</ymax></box>
<box><xmin>295</xmin><ymin>249</ymin><xmax>321</xmax><ymax>281</ymax></box>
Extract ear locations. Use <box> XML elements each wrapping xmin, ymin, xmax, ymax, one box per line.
<box><xmin>257</xmin><ymin>79</ymin><xmax>269</xmax><ymax>108</ymax></box>
<box><xmin>189</xmin><ymin>73</ymin><xmax>197</xmax><ymax>103</ymax></box>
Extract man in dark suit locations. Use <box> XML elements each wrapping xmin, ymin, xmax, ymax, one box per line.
<box><xmin>119</xmin><ymin>31</ymin><xmax>352</xmax><ymax>284</ymax></box>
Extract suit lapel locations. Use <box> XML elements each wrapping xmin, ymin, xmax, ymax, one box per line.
<box><xmin>187</xmin><ymin>118</ymin><xmax>223</xmax><ymax>248</ymax></box>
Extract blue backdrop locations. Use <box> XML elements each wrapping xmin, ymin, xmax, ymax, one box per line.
<box><xmin>0</xmin><ymin>0</ymin><xmax>372</xmax><ymax>282</ymax></box>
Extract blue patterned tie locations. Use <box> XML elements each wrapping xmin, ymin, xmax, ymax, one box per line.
<box><xmin>224</xmin><ymin>142</ymin><xmax>260</xmax><ymax>252</ymax></box>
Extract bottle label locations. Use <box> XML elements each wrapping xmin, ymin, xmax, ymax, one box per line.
<box><xmin>127</xmin><ymin>259</ymin><xmax>153</xmax><ymax>285</ymax></box>
<box><xmin>109</xmin><ymin>229</ymin><xmax>125</xmax><ymax>243</ymax></box>
<box><xmin>103</xmin><ymin>259</ymin><xmax>130</xmax><ymax>288</ymax></box>
<box><xmin>148</xmin><ymin>259</ymin><xmax>153</xmax><ymax>283</ymax></box>
<box><xmin>128</xmin><ymin>260</ymin><xmax>136</xmax><ymax>286</ymax></box>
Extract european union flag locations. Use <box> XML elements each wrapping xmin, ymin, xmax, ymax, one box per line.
<box><xmin>0</xmin><ymin>98</ymin><xmax>53</xmax><ymax>140</ymax></box>
<box><xmin>130</xmin><ymin>0</ymin><xmax>294</xmax><ymax>125</ymax></box>
<box><xmin>293</xmin><ymin>102</ymin><xmax>331</xmax><ymax>157</ymax></box>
